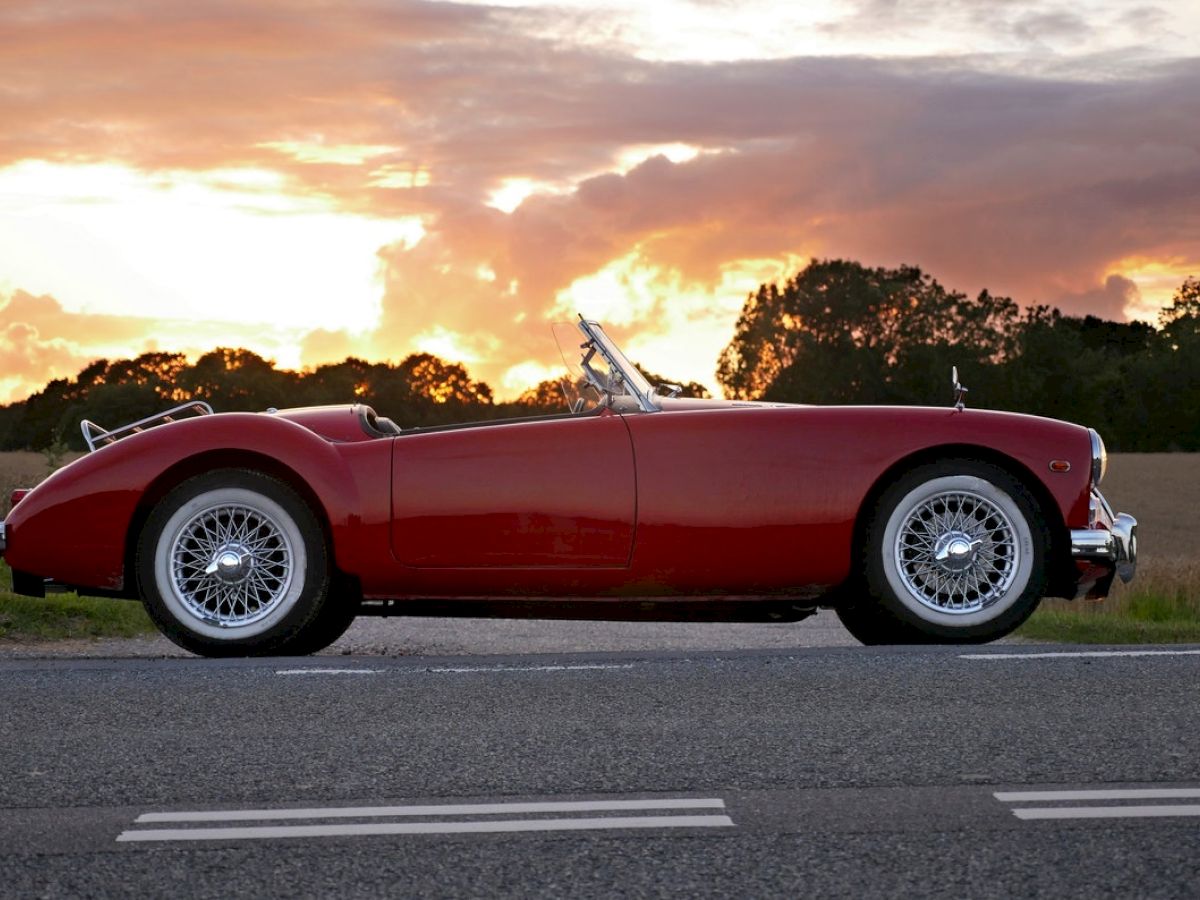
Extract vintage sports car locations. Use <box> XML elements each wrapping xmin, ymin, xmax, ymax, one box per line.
<box><xmin>0</xmin><ymin>318</ymin><xmax>1136</xmax><ymax>656</ymax></box>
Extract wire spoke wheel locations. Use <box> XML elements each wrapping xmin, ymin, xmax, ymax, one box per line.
<box><xmin>170</xmin><ymin>502</ymin><xmax>295</xmax><ymax>627</ymax></box>
<box><xmin>139</xmin><ymin>470</ymin><xmax>334</xmax><ymax>656</ymax></box>
<box><xmin>856</xmin><ymin>462</ymin><xmax>1046</xmax><ymax>644</ymax></box>
<box><xmin>894</xmin><ymin>489</ymin><xmax>1018</xmax><ymax>615</ymax></box>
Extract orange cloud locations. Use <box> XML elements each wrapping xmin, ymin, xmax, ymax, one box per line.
<box><xmin>0</xmin><ymin>1</ymin><xmax>1197</xmax><ymax>400</ymax></box>
<box><xmin>0</xmin><ymin>290</ymin><xmax>314</xmax><ymax>402</ymax></box>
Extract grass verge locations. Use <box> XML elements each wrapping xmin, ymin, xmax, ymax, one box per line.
<box><xmin>1018</xmin><ymin>559</ymin><xmax>1200</xmax><ymax>644</ymax></box>
<box><xmin>1018</xmin><ymin>610</ymin><xmax>1200</xmax><ymax>643</ymax></box>
<box><xmin>0</xmin><ymin>563</ymin><xmax>156</xmax><ymax>642</ymax></box>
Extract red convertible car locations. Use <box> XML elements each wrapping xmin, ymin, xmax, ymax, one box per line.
<box><xmin>0</xmin><ymin>318</ymin><xmax>1136</xmax><ymax>656</ymax></box>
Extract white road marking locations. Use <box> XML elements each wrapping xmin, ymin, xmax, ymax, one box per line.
<box><xmin>996</xmin><ymin>788</ymin><xmax>1200</xmax><ymax>802</ymax></box>
<box><xmin>117</xmin><ymin>814</ymin><xmax>734</xmax><ymax>842</ymax></box>
<box><xmin>960</xmin><ymin>649</ymin><xmax>1200</xmax><ymax>661</ymax></box>
<box><xmin>274</xmin><ymin>663</ymin><xmax>634</xmax><ymax>677</ymax></box>
<box><xmin>137</xmin><ymin>798</ymin><xmax>726</xmax><ymax>824</ymax></box>
<box><xmin>1011</xmin><ymin>805</ymin><xmax>1200</xmax><ymax>821</ymax></box>
<box><xmin>422</xmin><ymin>663</ymin><xmax>635</xmax><ymax>674</ymax></box>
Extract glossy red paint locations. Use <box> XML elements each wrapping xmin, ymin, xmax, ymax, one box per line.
<box><xmin>273</xmin><ymin>405</ymin><xmax>382</xmax><ymax>443</ymax></box>
<box><xmin>392</xmin><ymin>411</ymin><xmax>635</xmax><ymax>568</ymax></box>
<box><xmin>2</xmin><ymin>400</ymin><xmax>1096</xmax><ymax>603</ymax></box>
<box><xmin>2</xmin><ymin>413</ymin><xmax>381</xmax><ymax>592</ymax></box>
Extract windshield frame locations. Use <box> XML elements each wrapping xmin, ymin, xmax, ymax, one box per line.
<box><xmin>577</xmin><ymin>318</ymin><xmax>658</xmax><ymax>412</ymax></box>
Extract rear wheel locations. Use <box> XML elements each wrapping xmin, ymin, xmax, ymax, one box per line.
<box><xmin>137</xmin><ymin>469</ymin><xmax>336</xmax><ymax>657</ymax></box>
<box><xmin>847</xmin><ymin>460</ymin><xmax>1048</xmax><ymax>644</ymax></box>
<box><xmin>281</xmin><ymin>576</ymin><xmax>359</xmax><ymax>655</ymax></box>
<box><xmin>835</xmin><ymin>598</ymin><xmax>928</xmax><ymax>645</ymax></box>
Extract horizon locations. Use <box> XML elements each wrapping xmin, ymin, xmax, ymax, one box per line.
<box><xmin>2</xmin><ymin>0</ymin><xmax>1198</xmax><ymax>403</ymax></box>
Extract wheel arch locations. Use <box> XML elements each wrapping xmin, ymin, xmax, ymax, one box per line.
<box><xmin>122</xmin><ymin>449</ymin><xmax>360</xmax><ymax>602</ymax></box>
<box><xmin>846</xmin><ymin>443</ymin><xmax>1070</xmax><ymax>598</ymax></box>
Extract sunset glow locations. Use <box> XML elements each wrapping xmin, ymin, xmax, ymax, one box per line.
<box><xmin>1</xmin><ymin>0</ymin><xmax>1198</xmax><ymax>403</ymax></box>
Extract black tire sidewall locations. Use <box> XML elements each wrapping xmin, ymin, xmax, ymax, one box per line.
<box><xmin>864</xmin><ymin>460</ymin><xmax>1048</xmax><ymax>643</ymax></box>
<box><xmin>137</xmin><ymin>469</ymin><xmax>330</xmax><ymax>657</ymax></box>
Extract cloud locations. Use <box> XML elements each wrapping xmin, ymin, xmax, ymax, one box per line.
<box><xmin>0</xmin><ymin>320</ymin><xmax>84</xmax><ymax>404</ymax></box>
<box><xmin>1050</xmin><ymin>274</ymin><xmax>1142</xmax><ymax>321</ymax></box>
<box><xmin>0</xmin><ymin>289</ymin><xmax>312</xmax><ymax>402</ymax></box>
<box><xmin>0</xmin><ymin>1</ymin><xmax>1198</xmax><ymax>397</ymax></box>
<box><xmin>364</xmin><ymin>54</ymin><xmax>1200</xmax><ymax>387</ymax></box>
<box><xmin>299</xmin><ymin>328</ymin><xmax>357</xmax><ymax>369</ymax></box>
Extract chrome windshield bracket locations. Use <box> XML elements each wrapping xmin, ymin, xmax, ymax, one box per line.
<box><xmin>576</xmin><ymin>318</ymin><xmax>659</xmax><ymax>412</ymax></box>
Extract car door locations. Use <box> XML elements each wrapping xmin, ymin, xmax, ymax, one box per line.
<box><xmin>391</xmin><ymin>411</ymin><xmax>636</xmax><ymax>567</ymax></box>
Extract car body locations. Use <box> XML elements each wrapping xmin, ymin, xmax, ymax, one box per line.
<box><xmin>0</xmin><ymin>319</ymin><xmax>1137</xmax><ymax>655</ymax></box>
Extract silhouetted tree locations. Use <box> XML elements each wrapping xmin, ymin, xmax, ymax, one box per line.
<box><xmin>717</xmin><ymin>260</ymin><xmax>1019</xmax><ymax>403</ymax></box>
<box><xmin>3</xmin><ymin>269</ymin><xmax>1199</xmax><ymax>453</ymax></box>
<box><xmin>633</xmin><ymin>365</ymin><xmax>712</xmax><ymax>400</ymax></box>
<box><xmin>176</xmin><ymin>348</ymin><xmax>293</xmax><ymax>411</ymax></box>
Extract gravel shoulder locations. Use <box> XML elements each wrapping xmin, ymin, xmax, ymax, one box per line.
<box><xmin>0</xmin><ymin>611</ymin><xmax>862</xmax><ymax>659</ymax></box>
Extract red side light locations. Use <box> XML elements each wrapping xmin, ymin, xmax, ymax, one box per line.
<box><xmin>10</xmin><ymin>489</ymin><xmax>30</xmax><ymax>509</ymax></box>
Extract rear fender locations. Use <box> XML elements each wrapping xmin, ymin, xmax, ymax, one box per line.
<box><xmin>3</xmin><ymin>414</ymin><xmax>368</xmax><ymax>593</ymax></box>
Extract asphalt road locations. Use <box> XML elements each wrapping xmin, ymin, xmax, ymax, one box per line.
<box><xmin>0</xmin><ymin>610</ymin><xmax>862</xmax><ymax>659</ymax></box>
<box><xmin>2</xmin><ymin>644</ymin><xmax>1198</xmax><ymax>898</ymax></box>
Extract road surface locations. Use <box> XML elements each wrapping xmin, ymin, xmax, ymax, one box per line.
<box><xmin>1</xmin><ymin>642</ymin><xmax>1198</xmax><ymax>897</ymax></box>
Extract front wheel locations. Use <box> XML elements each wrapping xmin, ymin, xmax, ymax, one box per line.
<box><xmin>847</xmin><ymin>461</ymin><xmax>1048</xmax><ymax>644</ymax></box>
<box><xmin>136</xmin><ymin>469</ymin><xmax>334</xmax><ymax>657</ymax></box>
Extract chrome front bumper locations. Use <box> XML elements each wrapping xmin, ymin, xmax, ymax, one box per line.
<box><xmin>1070</xmin><ymin>490</ymin><xmax>1137</xmax><ymax>585</ymax></box>
<box><xmin>0</xmin><ymin>519</ymin><xmax>6</xmax><ymax>554</ymax></box>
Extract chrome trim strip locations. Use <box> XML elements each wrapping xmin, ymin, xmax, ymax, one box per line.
<box><xmin>1071</xmin><ymin>513</ymin><xmax>1137</xmax><ymax>585</ymax></box>
<box><xmin>1112</xmin><ymin>513</ymin><xmax>1138</xmax><ymax>584</ymax></box>
<box><xmin>1088</xmin><ymin>428</ymin><xmax>1108</xmax><ymax>485</ymax></box>
<box><xmin>1071</xmin><ymin>528</ymin><xmax>1115</xmax><ymax>560</ymax></box>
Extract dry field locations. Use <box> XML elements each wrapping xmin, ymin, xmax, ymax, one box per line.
<box><xmin>0</xmin><ymin>451</ymin><xmax>63</xmax><ymax>505</ymax></box>
<box><xmin>1038</xmin><ymin>452</ymin><xmax>1200</xmax><ymax>620</ymax></box>
<box><xmin>1101</xmin><ymin>453</ymin><xmax>1197</xmax><ymax>560</ymax></box>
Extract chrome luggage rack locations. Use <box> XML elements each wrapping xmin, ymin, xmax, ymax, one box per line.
<box><xmin>80</xmin><ymin>401</ymin><xmax>214</xmax><ymax>452</ymax></box>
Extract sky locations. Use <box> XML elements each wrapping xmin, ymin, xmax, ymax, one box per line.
<box><xmin>1</xmin><ymin>0</ymin><xmax>1198</xmax><ymax>403</ymax></box>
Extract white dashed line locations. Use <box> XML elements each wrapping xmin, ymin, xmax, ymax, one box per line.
<box><xmin>136</xmin><ymin>798</ymin><xmax>726</xmax><ymax>823</ymax></box>
<box><xmin>118</xmin><ymin>815</ymin><xmax>734</xmax><ymax>842</ymax></box>
<box><xmin>960</xmin><ymin>649</ymin><xmax>1200</xmax><ymax>661</ymax></box>
<box><xmin>995</xmin><ymin>786</ymin><xmax>1200</xmax><ymax>821</ymax></box>
<box><xmin>274</xmin><ymin>663</ymin><xmax>634</xmax><ymax>677</ymax></box>
<box><xmin>995</xmin><ymin>788</ymin><xmax>1200</xmax><ymax>802</ymax></box>
<box><xmin>422</xmin><ymin>663</ymin><xmax>635</xmax><ymax>674</ymax></box>
<box><xmin>1010</xmin><ymin>805</ymin><xmax>1200</xmax><ymax>821</ymax></box>
<box><xmin>118</xmin><ymin>797</ymin><xmax>732</xmax><ymax>843</ymax></box>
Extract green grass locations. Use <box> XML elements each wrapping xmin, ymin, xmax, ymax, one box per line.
<box><xmin>1018</xmin><ymin>610</ymin><xmax>1200</xmax><ymax>643</ymax></box>
<box><xmin>1018</xmin><ymin>564</ymin><xmax>1200</xmax><ymax>644</ymax></box>
<box><xmin>0</xmin><ymin>563</ymin><xmax>156</xmax><ymax>642</ymax></box>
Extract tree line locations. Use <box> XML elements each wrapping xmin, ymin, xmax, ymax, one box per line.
<box><xmin>717</xmin><ymin>260</ymin><xmax>1199</xmax><ymax>451</ymax></box>
<box><xmin>1</xmin><ymin>258</ymin><xmax>1196</xmax><ymax>452</ymax></box>
<box><xmin>0</xmin><ymin>345</ymin><xmax>710</xmax><ymax>452</ymax></box>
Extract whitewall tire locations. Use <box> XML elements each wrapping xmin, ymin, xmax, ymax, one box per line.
<box><xmin>845</xmin><ymin>461</ymin><xmax>1048</xmax><ymax>644</ymax></box>
<box><xmin>137</xmin><ymin>470</ymin><xmax>333</xmax><ymax>657</ymax></box>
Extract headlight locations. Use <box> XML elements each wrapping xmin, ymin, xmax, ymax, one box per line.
<box><xmin>1089</xmin><ymin>428</ymin><xmax>1107</xmax><ymax>485</ymax></box>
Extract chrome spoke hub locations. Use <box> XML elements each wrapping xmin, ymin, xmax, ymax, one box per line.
<box><xmin>170</xmin><ymin>503</ymin><xmax>294</xmax><ymax>628</ymax></box>
<box><xmin>894</xmin><ymin>490</ymin><xmax>1018</xmax><ymax>615</ymax></box>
